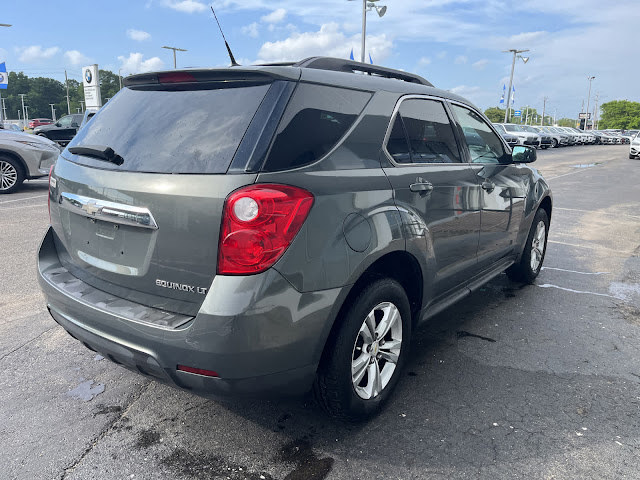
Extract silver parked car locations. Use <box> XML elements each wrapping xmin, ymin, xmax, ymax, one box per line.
<box><xmin>0</xmin><ymin>130</ymin><xmax>60</xmax><ymax>193</ymax></box>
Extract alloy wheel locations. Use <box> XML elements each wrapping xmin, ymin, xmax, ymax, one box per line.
<box><xmin>0</xmin><ymin>160</ymin><xmax>18</xmax><ymax>191</ymax></box>
<box><xmin>530</xmin><ymin>220</ymin><xmax>546</xmax><ymax>272</ymax></box>
<box><xmin>351</xmin><ymin>302</ymin><xmax>403</xmax><ymax>400</ymax></box>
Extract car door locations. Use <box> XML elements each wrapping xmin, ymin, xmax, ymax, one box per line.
<box><xmin>449</xmin><ymin>103</ymin><xmax>527</xmax><ymax>270</ymax></box>
<box><xmin>382</xmin><ymin>97</ymin><xmax>481</xmax><ymax>299</ymax></box>
<box><xmin>51</xmin><ymin>115</ymin><xmax>74</xmax><ymax>141</ymax></box>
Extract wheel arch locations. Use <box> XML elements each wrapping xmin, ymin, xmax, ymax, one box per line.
<box><xmin>539</xmin><ymin>194</ymin><xmax>552</xmax><ymax>224</ymax></box>
<box><xmin>0</xmin><ymin>149</ymin><xmax>27</xmax><ymax>178</ymax></box>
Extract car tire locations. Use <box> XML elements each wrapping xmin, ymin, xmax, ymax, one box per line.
<box><xmin>507</xmin><ymin>208</ymin><xmax>549</xmax><ymax>284</ymax></box>
<box><xmin>630</xmin><ymin>154</ymin><xmax>635</xmax><ymax>159</ymax></box>
<box><xmin>0</xmin><ymin>155</ymin><xmax>25</xmax><ymax>194</ymax></box>
<box><xmin>552</xmin><ymin>139</ymin><xmax>558</xmax><ymax>148</ymax></box>
<box><xmin>314</xmin><ymin>278</ymin><xmax>412</xmax><ymax>421</ymax></box>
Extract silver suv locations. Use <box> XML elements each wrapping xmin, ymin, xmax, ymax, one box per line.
<box><xmin>38</xmin><ymin>57</ymin><xmax>552</xmax><ymax>420</ymax></box>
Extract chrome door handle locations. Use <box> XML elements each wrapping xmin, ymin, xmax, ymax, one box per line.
<box><xmin>409</xmin><ymin>182</ymin><xmax>434</xmax><ymax>193</ymax></box>
<box><xmin>482</xmin><ymin>181</ymin><xmax>495</xmax><ymax>192</ymax></box>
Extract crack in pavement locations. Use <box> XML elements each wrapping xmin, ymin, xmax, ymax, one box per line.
<box><xmin>0</xmin><ymin>326</ymin><xmax>58</xmax><ymax>362</ymax></box>
<box><xmin>60</xmin><ymin>381</ymin><xmax>152</xmax><ymax>480</ymax></box>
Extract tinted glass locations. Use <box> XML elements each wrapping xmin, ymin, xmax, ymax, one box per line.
<box><xmin>58</xmin><ymin>116</ymin><xmax>73</xmax><ymax>127</ymax></box>
<box><xmin>391</xmin><ymin>98</ymin><xmax>461</xmax><ymax>164</ymax></box>
<box><xmin>67</xmin><ymin>83</ymin><xmax>270</xmax><ymax>174</ymax></box>
<box><xmin>386</xmin><ymin>115</ymin><xmax>411</xmax><ymax>163</ymax></box>
<box><xmin>451</xmin><ymin>104</ymin><xmax>507</xmax><ymax>164</ymax></box>
<box><xmin>263</xmin><ymin>83</ymin><xmax>371</xmax><ymax>172</ymax></box>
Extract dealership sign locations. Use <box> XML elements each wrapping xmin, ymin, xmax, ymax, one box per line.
<box><xmin>82</xmin><ymin>64</ymin><xmax>102</xmax><ymax>109</ymax></box>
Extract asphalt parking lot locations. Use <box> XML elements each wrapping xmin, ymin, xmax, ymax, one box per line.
<box><xmin>1</xmin><ymin>145</ymin><xmax>639</xmax><ymax>480</ymax></box>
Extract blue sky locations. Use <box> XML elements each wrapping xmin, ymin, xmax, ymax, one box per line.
<box><xmin>1</xmin><ymin>0</ymin><xmax>637</xmax><ymax>120</ymax></box>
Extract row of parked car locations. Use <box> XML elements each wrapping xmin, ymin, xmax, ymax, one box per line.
<box><xmin>493</xmin><ymin>123</ymin><xmax>638</xmax><ymax>149</ymax></box>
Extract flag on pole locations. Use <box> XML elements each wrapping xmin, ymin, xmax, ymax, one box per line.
<box><xmin>369</xmin><ymin>53</ymin><xmax>373</xmax><ymax>64</ymax></box>
<box><xmin>499</xmin><ymin>84</ymin><xmax>505</xmax><ymax>104</ymax></box>
<box><xmin>0</xmin><ymin>63</ymin><xmax>8</xmax><ymax>90</ymax></box>
<box><xmin>349</xmin><ymin>48</ymin><xmax>354</xmax><ymax>61</ymax></box>
<box><xmin>511</xmin><ymin>86</ymin><xmax>515</xmax><ymax>105</ymax></box>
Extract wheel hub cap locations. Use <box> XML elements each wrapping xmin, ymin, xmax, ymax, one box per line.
<box><xmin>530</xmin><ymin>220</ymin><xmax>546</xmax><ymax>272</ymax></box>
<box><xmin>0</xmin><ymin>160</ymin><xmax>18</xmax><ymax>191</ymax></box>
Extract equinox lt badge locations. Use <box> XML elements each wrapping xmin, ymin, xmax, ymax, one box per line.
<box><xmin>156</xmin><ymin>279</ymin><xmax>207</xmax><ymax>295</ymax></box>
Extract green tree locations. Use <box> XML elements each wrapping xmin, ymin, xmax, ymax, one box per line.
<box><xmin>557</xmin><ymin>118</ymin><xmax>576</xmax><ymax>127</ymax></box>
<box><xmin>99</xmin><ymin>69</ymin><xmax>121</xmax><ymax>104</ymax></box>
<box><xmin>598</xmin><ymin>100</ymin><xmax>640</xmax><ymax>129</ymax></box>
<box><xmin>484</xmin><ymin>107</ymin><xmax>505</xmax><ymax>123</ymax></box>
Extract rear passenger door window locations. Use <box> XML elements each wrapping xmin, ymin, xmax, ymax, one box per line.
<box><xmin>449</xmin><ymin>104</ymin><xmax>508</xmax><ymax>164</ymax></box>
<box><xmin>386</xmin><ymin>99</ymin><xmax>461</xmax><ymax>164</ymax></box>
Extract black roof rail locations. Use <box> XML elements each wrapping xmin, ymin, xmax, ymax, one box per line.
<box><xmin>294</xmin><ymin>56</ymin><xmax>433</xmax><ymax>87</ymax></box>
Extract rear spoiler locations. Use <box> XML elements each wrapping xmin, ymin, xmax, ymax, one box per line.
<box><xmin>123</xmin><ymin>67</ymin><xmax>301</xmax><ymax>88</ymax></box>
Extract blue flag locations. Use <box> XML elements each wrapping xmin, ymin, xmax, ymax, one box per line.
<box><xmin>369</xmin><ymin>53</ymin><xmax>373</xmax><ymax>64</ymax></box>
<box><xmin>0</xmin><ymin>62</ymin><xmax>7</xmax><ymax>90</ymax></box>
<box><xmin>511</xmin><ymin>86</ymin><xmax>515</xmax><ymax>105</ymax></box>
<box><xmin>349</xmin><ymin>48</ymin><xmax>354</xmax><ymax>61</ymax></box>
<box><xmin>499</xmin><ymin>84</ymin><xmax>505</xmax><ymax>104</ymax></box>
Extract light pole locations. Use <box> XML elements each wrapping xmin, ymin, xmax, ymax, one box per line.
<box><xmin>24</xmin><ymin>105</ymin><xmax>29</xmax><ymax>126</ymax></box>
<box><xmin>18</xmin><ymin>94</ymin><xmax>26</xmax><ymax>128</ymax></box>
<box><xmin>80</xmin><ymin>100</ymin><xmax>85</xmax><ymax>113</ymax></box>
<box><xmin>162</xmin><ymin>46</ymin><xmax>187</xmax><ymax>69</ymax></box>
<box><xmin>49</xmin><ymin>103</ymin><xmax>56</xmax><ymax>121</ymax></box>
<box><xmin>353</xmin><ymin>0</ymin><xmax>387</xmax><ymax>63</ymax></box>
<box><xmin>584</xmin><ymin>75</ymin><xmax>595</xmax><ymax>130</ymax></box>
<box><xmin>503</xmin><ymin>49</ymin><xmax>529</xmax><ymax>123</ymax></box>
<box><xmin>118</xmin><ymin>68</ymin><xmax>123</xmax><ymax>90</ymax></box>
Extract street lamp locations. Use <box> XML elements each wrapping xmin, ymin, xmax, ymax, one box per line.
<box><xmin>162</xmin><ymin>46</ymin><xmax>187</xmax><ymax>69</ymax></box>
<box><xmin>584</xmin><ymin>75</ymin><xmax>595</xmax><ymax>130</ymax></box>
<box><xmin>351</xmin><ymin>0</ymin><xmax>387</xmax><ymax>64</ymax></box>
<box><xmin>49</xmin><ymin>103</ymin><xmax>56</xmax><ymax>121</ymax></box>
<box><xmin>503</xmin><ymin>49</ymin><xmax>529</xmax><ymax>123</ymax></box>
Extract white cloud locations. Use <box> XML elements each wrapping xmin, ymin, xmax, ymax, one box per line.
<box><xmin>472</xmin><ymin>59</ymin><xmax>488</xmax><ymax>70</ymax></box>
<box><xmin>163</xmin><ymin>0</ymin><xmax>207</xmax><ymax>13</ymax></box>
<box><xmin>241</xmin><ymin>22</ymin><xmax>259</xmax><ymax>38</ymax></box>
<box><xmin>436</xmin><ymin>51</ymin><xmax>447</xmax><ymax>59</ymax></box>
<box><xmin>261</xmin><ymin>8</ymin><xmax>286</xmax><ymax>24</ymax></box>
<box><xmin>257</xmin><ymin>23</ymin><xmax>392</xmax><ymax>64</ymax></box>
<box><xmin>419</xmin><ymin>57</ymin><xmax>431</xmax><ymax>66</ymax></box>
<box><xmin>64</xmin><ymin>50</ymin><xmax>91</xmax><ymax>66</ymax></box>
<box><xmin>118</xmin><ymin>53</ymin><xmax>164</xmax><ymax>74</ymax></box>
<box><xmin>16</xmin><ymin>45</ymin><xmax>60</xmax><ymax>63</ymax></box>
<box><xmin>454</xmin><ymin>55</ymin><xmax>468</xmax><ymax>65</ymax></box>
<box><xmin>127</xmin><ymin>29</ymin><xmax>151</xmax><ymax>41</ymax></box>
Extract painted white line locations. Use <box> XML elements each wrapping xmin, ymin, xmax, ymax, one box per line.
<box><xmin>542</xmin><ymin>267</ymin><xmax>610</xmax><ymax>276</ymax></box>
<box><xmin>548</xmin><ymin>240</ymin><xmax>631</xmax><ymax>254</ymax></box>
<box><xmin>555</xmin><ymin>207</ymin><xmax>640</xmax><ymax>220</ymax></box>
<box><xmin>0</xmin><ymin>194</ymin><xmax>47</xmax><ymax>205</ymax></box>
<box><xmin>0</xmin><ymin>204</ymin><xmax>47</xmax><ymax>211</ymax></box>
<box><xmin>546</xmin><ymin>168</ymin><xmax>592</xmax><ymax>181</ymax></box>
<box><xmin>538</xmin><ymin>283</ymin><xmax>619</xmax><ymax>299</ymax></box>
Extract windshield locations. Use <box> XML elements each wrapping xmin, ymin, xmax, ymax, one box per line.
<box><xmin>67</xmin><ymin>83</ymin><xmax>271</xmax><ymax>174</ymax></box>
<box><xmin>504</xmin><ymin>124</ymin><xmax>524</xmax><ymax>132</ymax></box>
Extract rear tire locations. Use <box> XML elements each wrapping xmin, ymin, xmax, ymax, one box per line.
<box><xmin>0</xmin><ymin>156</ymin><xmax>25</xmax><ymax>194</ymax></box>
<box><xmin>314</xmin><ymin>278</ymin><xmax>411</xmax><ymax>421</ymax></box>
<box><xmin>507</xmin><ymin>208</ymin><xmax>549</xmax><ymax>284</ymax></box>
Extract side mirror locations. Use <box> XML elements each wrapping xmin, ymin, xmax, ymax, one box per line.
<box><xmin>512</xmin><ymin>145</ymin><xmax>536</xmax><ymax>163</ymax></box>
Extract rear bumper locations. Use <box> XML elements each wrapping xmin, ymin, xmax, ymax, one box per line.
<box><xmin>38</xmin><ymin>227</ymin><xmax>343</xmax><ymax>398</ymax></box>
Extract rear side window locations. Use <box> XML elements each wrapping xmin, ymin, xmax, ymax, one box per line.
<box><xmin>262</xmin><ymin>83</ymin><xmax>371</xmax><ymax>172</ymax></box>
<box><xmin>385</xmin><ymin>98</ymin><xmax>461</xmax><ymax>164</ymax></box>
<box><xmin>66</xmin><ymin>83</ymin><xmax>271</xmax><ymax>174</ymax></box>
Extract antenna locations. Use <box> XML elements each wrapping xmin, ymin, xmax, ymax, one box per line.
<box><xmin>211</xmin><ymin>6</ymin><xmax>239</xmax><ymax>67</ymax></box>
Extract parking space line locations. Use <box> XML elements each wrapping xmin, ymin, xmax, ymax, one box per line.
<box><xmin>542</xmin><ymin>267</ymin><xmax>610</xmax><ymax>275</ymax></box>
<box><xmin>0</xmin><ymin>204</ymin><xmax>47</xmax><ymax>211</ymax></box>
<box><xmin>538</xmin><ymin>283</ymin><xmax>619</xmax><ymax>299</ymax></box>
<box><xmin>555</xmin><ymin>207</ymin><xmax>640</xmax><ymax>220</ymax></box>
<box><xmin>548</xmin><ymin>240</ymin><xmax>632</xmax><ymax>254</ymax></box>
<box><xmin>0</xmin><ymin>194</ymin><xmax>48</xmax><ymax>205</ymax></box>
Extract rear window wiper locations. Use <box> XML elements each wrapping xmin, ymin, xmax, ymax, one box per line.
<box><xmin>68</xmin><ymin>145</ymin><xmax>124</xmax><ymax>166</ymax></box>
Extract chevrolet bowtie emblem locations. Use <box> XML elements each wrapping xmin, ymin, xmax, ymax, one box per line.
<box><xmin>82</xmin><ymin>201</ymin><xmax>100</xmax><ymax>215</ymax></box>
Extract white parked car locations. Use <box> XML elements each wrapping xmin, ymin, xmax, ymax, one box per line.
<box><xmin>630</xmin><ymin>133</ymin><xmax>640</xmax><ymax>159</ymax></box>
<box><xmin>494</xmin><ymin>123</ymin><xmax>540</xmax><ymax>147</ymax></box>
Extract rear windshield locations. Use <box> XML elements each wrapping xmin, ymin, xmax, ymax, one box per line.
<box><xmin>66</xmin><ymin>83</ymin><xmax>271</xmax><ymax>174</ymax></box>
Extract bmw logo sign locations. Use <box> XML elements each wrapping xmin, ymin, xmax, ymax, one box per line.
<box><xmin>84</xmin><ymin>69</ymin><xmax>92</xmax><ymax>84</ymax></box>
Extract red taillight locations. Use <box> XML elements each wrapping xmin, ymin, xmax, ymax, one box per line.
<box><xmin>48</xmin><ymin>165</ymin><xmax>54</xmax><ymax>222</ymax></box>
<box><xmin>218</xmin><ymin>184</ymin><xmax>314</xmax><ymax>275</ymax></box>
<box><xmin>158</xmin><ymin>72</ymin><xmax>197</xmax><ymax>83</ymax></box>
<box><xmin>177</xmin><ymin>365</ymin><xmax>219</xmax><ymax>377</ymax></box>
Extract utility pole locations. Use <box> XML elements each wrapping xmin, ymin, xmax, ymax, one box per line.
<box><xmin>118</xmin><ymin>68</ymin><xmax>123</xmax><ymax>90</ymax></box>
<box><xmin>65</xmin><ymin>70</ymin><xmax>71</xmax><ymax>115</ymax></box>
<box><xmin>24</xmin><ymin>105</ymin><xmax>29</xmax><ymax>126</ymax></box>
<box><xmin>1</xmin><ymin>98</ymin><xmax>6</xmax><ymax>122</ymax></box>
<box><xmin>18</xmin><ymin>94</ymin><xmax>26</xmax><ymax>129</ymax></box>
<box><xmin>162</xmin><ymin>46</ymin><xmax>187</xmax><ymax>69</ymax></box>
<box><xmin>541</xmin><ymin>96</ymin><xmax>548</xmax><ymax>126</ymax></box>
<box><xmin>585</xmin><ymin>75</ymin><xmax>595</xmax><ymax>130</ymax></box>
<box><xmin>593</xmin><ymin>93</ymin><xmax>600</xmax><ymax>130</ymax></box>
<box><xmin>49</xmin><ymin>103</ymin><xmax>56</xmax><ymax>121</ymax></box>
<box><xmin>80</xmin><ymin>100</ymin><xmax>85</xmax><ymax>113</ymax></box>
<box><xmin>503</xmin><ymin>49</ymin><xmax>529</xmax><ymax>123</ymax></box>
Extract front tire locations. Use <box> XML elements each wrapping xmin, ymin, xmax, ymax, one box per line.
<box><xmin>507</xmin><ymin>208</ymin><xmax>549</xmax><ymax>283</ymax></box>
<box><xmin>0</xmin><ymin>156</ymin><xmax>25</xmax><ymax>194</ymax></box>
<box><xmin>314</xmin><ymin>278</ymin><xmax>411</xmax><ymax>421</ymax></box>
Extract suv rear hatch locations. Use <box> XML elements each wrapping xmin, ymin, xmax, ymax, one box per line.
<box><xmin>48</xmin><ymin>68</ymin><xmax>299</xmax><ymax>316</ymax></box>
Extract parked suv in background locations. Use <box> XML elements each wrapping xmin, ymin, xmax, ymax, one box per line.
<box><xmin>495</xmin><ymin>123</ymin><xmax>540</xmax><ymax>147</ymax></box>
<box><xmin>28</xmin><ymin>118</ymin><xmax>54</xmax><ymax>129</ymax></box>
<box><xmin>33</xmin><ymin>113</ymin><xmax>83</xmax><ymax>146</ymax></box>
<box><xmin>38</xmin><ymin>58</ymin><xmax>552</xmax><ymax>420</ymax></box>
<box><xmin>0</xmin><ymin>129</ymin><xmax>60</xmax><ymax>193</ymax></box>
<box><xmin>630</xmin><ymin>132</ymin><xmax>640</xmax><ymax>159</ymax></box>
